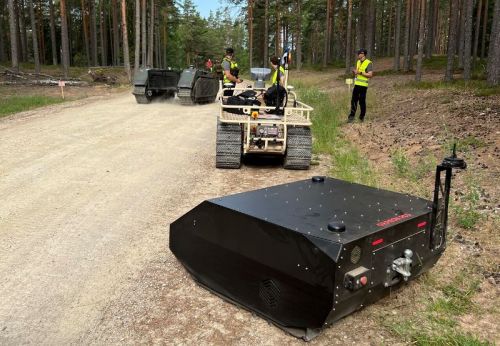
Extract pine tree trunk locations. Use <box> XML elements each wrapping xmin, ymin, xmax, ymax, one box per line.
<box><xmin>415</xmin><ymin>0</ymin><xmax>426</xmax><ymax>81</ymax></box>
<box><xmin>121</xmin><ymin>0</ymin><xmax>131</xmax><ymax>81</ymax></box>
<box><xmin>37</xmin><ymin>0</ymin><xmax>44</xmax><ymax>65</ymax></box>
<box><xmin>275</xmin><ymin>1</ymin><xmax>281</xmax><ymax>55</ymax></box>
<box><xmin>8</xmin><ymin>0</ymin><xmax>19</xmax><ymax>71</ymax></box>
<box><xmin>346</xmin><ymin>0</ymin><xmax>353</xmax><ymax>74</ymax></box>
<box><xmin>394</xmin><ymin>0</ymin><xmax>402</xmax><ymax>70</ymax></box>
<box><xmin>0</xmin><ymin>1</ymin><xmax>6</xmax><ymax>62</ymax></box>
<box><xmin>379</xmin><ymin>0</ymin><xmax>385</xmax><ymax>56</ymax></box>
<box><xmin>387</xmin><ymin>1</ymin><xmax>393</xmax><ymax>57</ymax></box>
<box><xmin>141</xmin><ymin>0</ymin><xmax>146</xmax><ymax>66</ymax></box>
<box><xmin>134</xmin><ymin>0</ymin><xmax>140</xmax><ymax>74</ymax></box>
<box><xmin>28</xmin><ymin>0</ymin><xmax>40</xmax><ymax>73</ymax></box>
<box><xmin>148</xmin><ymin>0</ymin><xmax>154</xmax><ymax>67</ymax></box>
<box><xmin>486</xmin><ymin>0</ymin><xmax>500</xmax><ymax>85</ymax></box>
<box><xmin>264</xmin><ymin>0</ymin><xmax>269</xmax><ymax>65</ymax></box>
<box><xmin>18</xmin><ymin>0</ymin><xmax>28</xmax><ymax>62</ymax></box>
<box><xmin>329</xmin><ymin>0</ymin><xmax>336</xmax><ymax>61</ymax></box>
<box><xmin>458</xmin><ymin>0</ymin><xmax>466</xmax><ymax>68</ymax></box>
<box><xmin>323</xmin><ymin>0</ymin><xmax>332</xmax><ymax>67</ymax></box>
<box><xmin>100</xmin><ymin>0</ymin><xmax>108</xmax><ymax>66</ymax></box>
<box><xmin>445</xmin><ymin>0</ymin><xmax>459</xmax><ymax>81</ymax></box>
<box><xmin>463</xmin><ymin>0</ymin><xmax>474</xmax><ymax>79</ymax></box>
<box><xmin>60</xmin><ymin>0</ymin><xmax>70</xmax><ymax>77</ymax></box>
<box><xmin>473</xmin><ymin>0</ymin><xmax>483</xmax><ymax>63</ymax></box>
<box><xmin>365</xmin><ymin>0</ymin><xmax>376</xmax><ymax>56</ymax></box>
<box><xmin>426</xmin><ymin>0</ymin><xmax>435</xmax><ymax>58</ymax></box>
<box><xmin>248</xmin><ymin>0</ymin><xmax>254</xmax><ymax>68</ymax></box>
<box><xmin>112</xmin><ymin>0</ymin><xmax>120</xmax><ymax>65</ymax></box>
<box><xmin>481</xmin><ymin>0</ymin><xmax>489</xmax><ymax>58</ymax></box>
<box><xmin>90</xmin><ymin>0</ymin><xmax>98</xmax><ymax>66</ymax></box>
<box><xmin>408</xmin><ymin>0</ymin><xmax>419</xmax><ymax>70</ymax></box>
<box><xmin>49</xmin><ymin>0</ymin><xmax>57</xmax><ymax>65</ymax></box>
<box><xmin>82</xmin><ymin>0</ymin><xmax>90</xmax><ymax>66</ymax></box>
<box><xmin>403</xmin><ymin>0</ymin><xmax>411</xmax><ymax>71</ymax></box>
<box><xmin>296</xmin><ymin>0</ymin><xmax>302</xmax><ymax>70</ymax></box>
<box><xmin>154</xmin><ymin>0</ymin><xmax>159</xmax><ymax>67</ymax></box>
<box><xmin>162</xmin><ymin>7</ymin><xmax>167</xmax><ymax>68</ymax></box>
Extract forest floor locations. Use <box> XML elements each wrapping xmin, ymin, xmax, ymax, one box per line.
<box><xmin>0</xmin><ymin>60</ymin><xmax>498</xmax><ymax>345</ymax></box>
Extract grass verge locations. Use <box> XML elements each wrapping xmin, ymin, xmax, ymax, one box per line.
<box><xmin>295</xmin><ymin>81</ymin><xmax>378</xmax><ymax>187</ymax></box>
<box><xmin>385</xmin><ymin>267</ymin><xmax>489</xmax><ymax>345</ymax></box>
<box><xmin>0</xmin><ymin>95</ymin><xmax>65</xmax><ymax>118</ymax></box>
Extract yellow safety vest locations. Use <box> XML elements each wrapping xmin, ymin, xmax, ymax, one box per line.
<box><xmin>272</xmin><ymin>66</ymin><xmax>286</xmax><ymax>84</ymax></box>
<box><xmin>355</xmin><ymin>59</ymin><xmax>372</xmax><ymax>87</ymax></box>
<box><xmin>223</xmin><ymin>57</ymin><xmax>239</xmax><ymax>84</ymax></box>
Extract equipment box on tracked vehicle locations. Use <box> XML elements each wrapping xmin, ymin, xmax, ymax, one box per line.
<box><xmin>216</xmin><ymin>86</ymin><xmax>313</xmax><ymax>170</ymax></box>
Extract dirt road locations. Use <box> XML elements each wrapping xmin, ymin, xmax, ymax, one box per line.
<box><xmin>0</xmin><ymin>93</ymin><xmax>346</xmax><ymax>344</ymax></box>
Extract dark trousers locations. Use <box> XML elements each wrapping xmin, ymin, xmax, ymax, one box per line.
<box><xmin>348</xmin><ymin>85</ymin><xmax>368</xmax><ymax>120</ymax></box>
<box><xmin>223</xmin><ymin>83</ymin><xmax>235</xmax><ymax>97</ymax></box>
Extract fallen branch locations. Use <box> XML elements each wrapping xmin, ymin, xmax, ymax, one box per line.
<box><xmin>0</xmin><ymin>80</ymin><xmax>88</xmax><ymax>86</ymax></box>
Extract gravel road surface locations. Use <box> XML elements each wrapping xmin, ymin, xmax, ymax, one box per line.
<box><xmin>1</xmin><ymin>93</ymin><xmax>368</xmax><ymax>345</ymax></box>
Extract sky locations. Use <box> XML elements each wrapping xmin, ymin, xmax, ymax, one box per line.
<box><xmin>192</xmin><ymin>0</ymin><xmax>226</xmax><ymax>18</ymax></box>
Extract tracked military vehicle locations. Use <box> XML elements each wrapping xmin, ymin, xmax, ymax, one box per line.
<box><xmin>170</xmin><ymin>148</ymin><xmax>466</xmax><ymax>340</ymax></box>
<box><xmin>177</xmin><ymin>67</ymin><xmax>220</xmax><ymax>105</ymax></box>
<box><xmin>216</xmin><ymin>50</ymin><xmax>312</xmax><ymax>170</ymax></box>
<box><xmin>132</xmin><ymin>68</ymin><xmax>180</xmax><ymax>104</ymax></box>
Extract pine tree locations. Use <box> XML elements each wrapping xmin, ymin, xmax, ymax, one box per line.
<box><xmin>60</xmin><ymin>0</ymin><xmax>70</xmax><ymax>77</ymax></box>
<box><xmin>486</xmin><ymin>0</ymin><xmax>500</xmax><ymax>85</ymax></box>
<box><xmin>28</xmin><ymin>0</ymin><xmax>40</xmax><ymax>73</ymax></box>
<box><xmin>8</xmin><ymin>0</ymin><xmax>19</xmax><ymax>71</ymax></box>
<box><xmin>49</xmin><ymin>0</ymin><xmax>58</xmax><ymax>65</ymax></box>
<box><xmin>445</xmin><ymin>0</ymin><xmax>459</xmax><ymax>81</ymax></box>
<box><xmin>122</xmin><ymin>0</ymin><xmax>131</xmax><ymax>81</ymax></box>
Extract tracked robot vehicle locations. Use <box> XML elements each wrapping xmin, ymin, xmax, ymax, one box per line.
<box><xmin>132</xmin><ymin>68</ymin><xmax>180</xmax><ymax>104</ymax></box>
<box><xmin>133</xmin><ymin>67</ymin><xmax>219</xmax><ymax>105</ymax></box>
<box><xmin>216</xmin><ymin>48</ymin><xmax>312</xmax><ymax>170</ymax></box>
<box><xmin>170</xmin><ymin>147</ymin><xmax>466</xmax><ymax>340</ymax></box>
<box><xmin>177</xmin><ymin>67</ymin><xmax>220</xmax><ymax>105</ymax></box>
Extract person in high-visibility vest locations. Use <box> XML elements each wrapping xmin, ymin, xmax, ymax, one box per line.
<box><xmin>347</xmin><ymin>48</ymin><xmax>373</xmax><ymax>123</ymax></box>
<box><xmin>222</xmin><ymin>47</ymin><xmax>242</xmax><ymax>97</ymax></box>
<box><xmin>270</xmin><ymin>56</ymin><xmax>286</xmax><ymax>86</ymax></box>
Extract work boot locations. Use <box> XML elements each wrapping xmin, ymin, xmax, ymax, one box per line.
<box><xmin>347</xmin><ymin>117</ymin><xmax>354</xmax><ymax>123</ymax></box>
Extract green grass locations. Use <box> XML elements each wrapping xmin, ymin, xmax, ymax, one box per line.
<box><xmin>390</xmin><ymin>149</ymin><xmax>437</xmax><ymax>182</ymax></box>
<box><xmin>386</xmin><ymin>270</ymin><xmax>487</xmax><ymax>345</ymax></box>
<box><xmin>0</xmin><ymin>95</ymin><xmax>65</xmax><ymax>117</ymax></box>
<box><xmin>295</xmin><ymin>81</ymin><xmax>378</xmax><ymax>187</ymax></box>
<box><xmin>452</xmin><ymin>173</ymin><xmax>482</xmax><ymax>229</ymax></box>
<box><xmin>389</xmin><ymin>320</ymin><xmax>490</xmax><ymax>346</ymax></box>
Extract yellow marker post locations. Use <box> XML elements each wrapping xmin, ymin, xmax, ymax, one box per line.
<box><xmin>345</xmin><ymin>78</ymin><xmax>353</xmax><ymax>94</ymax></box>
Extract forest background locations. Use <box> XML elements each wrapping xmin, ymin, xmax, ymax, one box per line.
<box><xmin>0</xmin><ymin>0</ymin><xmax>499</xmax><ymax>85</ymax></box>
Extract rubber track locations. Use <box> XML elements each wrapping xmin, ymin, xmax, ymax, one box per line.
<box><xmin>178</xmin><ymin>88</ymin><xmax>194</xmax><ymax>106</ymax></box>
<box><xmin>284</xmin><ymin>127</ymin><xmax>312</xmax><ymax>170</ymax></box>
<box><xmin>216</xmin><ymin>122</ymin><xmax>242</xmax><ymax>169</ymax></box>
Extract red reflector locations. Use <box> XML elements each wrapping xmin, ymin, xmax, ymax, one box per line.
<box><xmin>372</xmin><ymin>238</ymin><xmax>384</xmax><ymax>246</ymax></box>
<box><xmin>418</xmin><ymin>221</ymin><xmax>427</xmax><ymax>228</ymax></box>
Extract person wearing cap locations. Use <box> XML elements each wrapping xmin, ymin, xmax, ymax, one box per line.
<box><xmin>347</xmin><ymin>48</ymin><xmax>373</xmax><ymax>123</ymax></box>
<box><xmin>222</xmin><ymin>47</ymin><xmax>242</xmax><ymax>96</ymax></box>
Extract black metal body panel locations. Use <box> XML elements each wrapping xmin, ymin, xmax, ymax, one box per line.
<box><xmin>133</xmin><ymin>68</ymin><xmax>180</xmax><ymax>91</ymax></box>
<box><xmin>177</xmin><ymin>68</ymin><xmax>219</xmax><ymax>104</ymax></box>
<box><xmin>169</xmin><ymin>177</ymin><xmax>442</xmax><ymax>339</ymax></box>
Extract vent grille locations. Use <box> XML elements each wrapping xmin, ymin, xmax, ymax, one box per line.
<box><xmin>259</xmin><ymin>279</ymin><xmax>280</xmax><ymax>309</ymax></box>
<box><xmin>351</xmin><ymin>245</ymin><xmax>362</xmax><ymax>264</ymax></box>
